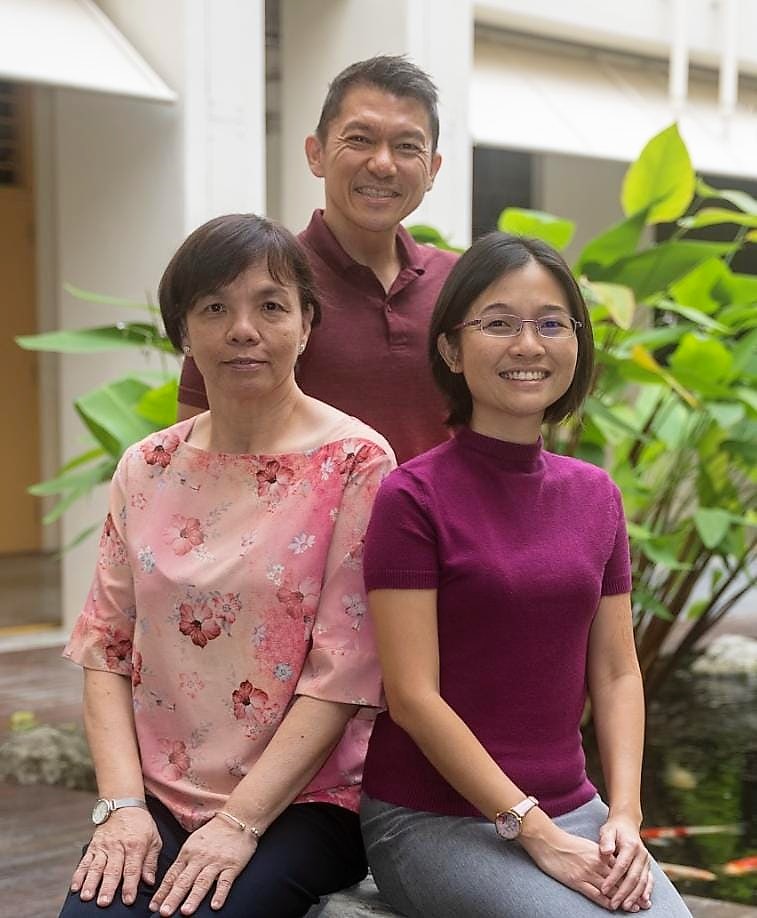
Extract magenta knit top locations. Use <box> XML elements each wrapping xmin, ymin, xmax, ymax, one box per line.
<box><xmin>361</xmin><ymin>426</ymin><xmax>632</xmax><ymax>818</ymax></box>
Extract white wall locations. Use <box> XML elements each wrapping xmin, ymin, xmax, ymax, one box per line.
<box><xmin>39</xmin><ymin>0</ymin><xmax>266</xmax><ymax>628</ymax></box>
<box><xmin>536</xmin><ymin>153</ymin><xmax>647</xmax><ymax>264</ymax></box>
<box><xmin>475</xmin><ymin>0</ymin><xmax>757</xmax><ymax>72</ymax></box>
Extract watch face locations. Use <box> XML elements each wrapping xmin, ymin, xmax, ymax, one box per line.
<box><xmin>92</xmin><ymin>799</ymin><xmax>110</xmax><ymax>825</ymax></box>
<box><xmin>495</xmin><ymin>811</ymin><xmax>521</xmax><ymax>840</ymax></box>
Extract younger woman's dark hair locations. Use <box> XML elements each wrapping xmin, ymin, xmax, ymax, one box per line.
<box><xmin>428</xmin><ymin>232</ymin><xmax>594</xmax><ymax>427</ymax></box>
<box><xmin>159</xmin><ymin>213</ymin><xmax>321</xmax><ymax>351</ymax></box>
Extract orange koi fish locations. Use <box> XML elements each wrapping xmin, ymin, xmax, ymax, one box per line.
<box><xmin>641</xmin><ymin>824</ymin><xmax>742</xmax><ymax>840</ymax></box>
<box><xmin>722</xmin><ymin>855</ymin><xmax>757</xmax><ymax>876</ymax></box>
<box><xmin>658</xmin><ymin>863</ymin><xmax>717</xmax><ymax>882</ymax></box>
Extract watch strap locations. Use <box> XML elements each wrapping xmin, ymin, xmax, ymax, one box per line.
<box><xmin>510</xmin><ymin>795</ymin><xmax>539</xmax><ymax>818</ymax></box>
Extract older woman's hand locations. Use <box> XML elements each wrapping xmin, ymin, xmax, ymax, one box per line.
<box><xmin>70</xmin><ymin>807</ymin><xmax>162</xmax><ymax>906</ymax></box>
<box><xmin>148</xmin><ymin>815</ymin><xmax>258</xmax><ymax>915</ymax></box>
<box><xmin>598</xmin><ymin>814</ymin><xmax>653</xmax><ymax>912</ymax></box>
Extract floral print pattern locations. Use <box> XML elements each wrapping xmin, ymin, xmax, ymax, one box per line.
<box><xmin>64</xmin><ymin>416</ymin><xmax>394</xmax><ymax>831</ymax></box>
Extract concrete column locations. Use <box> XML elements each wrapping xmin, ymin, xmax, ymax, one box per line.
<box><xmin>48</xmin><ymin>0</ymin><xmax>266</xmax><ymax>628</ymax></box>
<box><xmin>182</xmin><ymin>0</ymin><xmax>266</xmax><ymax>231</ymax></box>
<box><xmin>279</xmin><ymin>0</ymin><xmax>472</xmax><ymax>246</ymax></box>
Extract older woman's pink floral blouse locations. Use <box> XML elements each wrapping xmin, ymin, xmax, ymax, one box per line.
<box><xmin>64</xmin><ymin>416</ymin><xmax>394</xmax><ymax>831</ymax></box>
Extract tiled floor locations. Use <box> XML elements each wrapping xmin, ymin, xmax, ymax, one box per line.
<box><xmin>1</xmin><ymin>645</ymin><xmax>755</xmax><ymax>918</ymax></box>
<box><xmin>0</xmin><ymin>551</ymin><xmax>61</xmax><ymax>631</ymax></box>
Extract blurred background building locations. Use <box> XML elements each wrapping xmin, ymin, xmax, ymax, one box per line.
<box><xmin>0</xmin><ymin>0</ymin><xmax>755</xmax><ymax>634</ymax></box>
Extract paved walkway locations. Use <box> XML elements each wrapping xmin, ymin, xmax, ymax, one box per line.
<box><xmin>1</xmin><ymin>644</ymin><xmax>755</xmax><ymax>918</ymax></box>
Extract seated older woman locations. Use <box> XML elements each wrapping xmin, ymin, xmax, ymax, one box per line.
<box><xmin>58</xmin><ymin>214</ymin><xmax>395</xmax><ymax>918</ymax></box>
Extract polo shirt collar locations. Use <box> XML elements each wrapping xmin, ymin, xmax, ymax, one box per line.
<box><xmin>300</xmin><ymin>210</ymin><xmax>425</xmax><ymax>279</ymax></box>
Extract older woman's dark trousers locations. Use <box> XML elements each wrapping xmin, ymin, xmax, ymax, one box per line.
<box><xmin>58</xmin><ymin>796</ymin><xmax>367</xmax><ymax>918</ymax></box>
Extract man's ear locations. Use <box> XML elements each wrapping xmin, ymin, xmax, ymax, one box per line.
<box><xmin>305</xmin><ymin>134</ymin><xmax>325</xmax><ymax>178</ymax></box>
<box><xmin>437</xmin><ymin>332</ymin><xmax>462</xmax><ymax>373</ymax></box>
<box><xmin>427</xmin><ymin>151</ymin><xmax>442</xmax><ymax>191</ymax></box>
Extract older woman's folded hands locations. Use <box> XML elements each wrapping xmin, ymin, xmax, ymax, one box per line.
<box><xmin>148</xmin><ymin>816</ymin><xmax>258</xmax><ymax>916</ymax></box>
<box><xmin>70</xmin><ymin>807</ymin><xmax>162</xmax><ymax>907</ymax></box>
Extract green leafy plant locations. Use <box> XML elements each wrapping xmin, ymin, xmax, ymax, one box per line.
<box><xmin>411</xmin><ymin>124</ymin><xmax>756</xmax><ymax>697</ymax></box>
<box><xmin>16</xmin><ymin>286</ymin><xmax>179</xmax><ymax>546</ymax></box>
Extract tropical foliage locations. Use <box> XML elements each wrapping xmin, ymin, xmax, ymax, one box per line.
<box><xmin>17</xmin><ymin>125</ymin><xmax>756</xmax><ymax>695</ymax></box>
<box><xmin>16</xmin><ymin>287</ymin><xmax>178</xmax><ymax>548</ymax></box>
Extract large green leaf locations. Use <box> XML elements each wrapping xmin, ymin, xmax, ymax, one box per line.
<box><xmin>669</xmin><ymin>334</ymin><xmax>734</xmax><ymax>385</ymax></box>
<box><xmin>497</xmin><ymin>208</ymin><xmax>575</xmax><ymax>249</ymax></box>
<box><xmin>585</xmin><ymin>282</ymin><xmax>635</xmax><ymax>329</ymax></box>
<box><xmin>592</xmin><ymin>241</ymin><xmax>734</xmax><ymax>300</ymax></box>
<box><xmin>729</xmin><ymin>272</ymin><xmax>757</xmax><ymax>306</ymax></box>
<box><xmin>694</xmin><ymin>507</ymin><xmax>731</xmax><ymax>549</ymax></box>
<box><xmin>135</xmin><ymin>380</ymin><xmax>179</xmax><ymax>427</ymax></box>
<box><xmin>406</xmin><ymin>224</ymin><xmax>462</xmax><ymax>252</ymax></box>
<box><xmin>654</xmin><ymin>298</ymin><xmax>727</xmax><ymax>333</ymax></box>
<box><xmin>679</xmin><ymin>208</ymin><xmax>757</xmax><ymax>230</ymax></box>
<box><xmin>75</xmin><ymin>377</ymin><xmax>159</xmax><ymax>457</ymax></box>
<box><xmin>696</xmin><ymin>179</ymin><xmax>757</xmax><ymax>215</ymax></box>
<box><xmin>16</xmin><ymin>324</ymin><xmax>173</xmax><ymax>353</ymax></box>
<box><xmin>668</xmin><ymin>258</ymin><xmax>733</xmax><ymax>314</ymax></box>
<box><xmin>63</xmin><ymin>283</ymin><xmax>155</xmax><ymax>311</ymax></box>
<box><xmin>621</xmin><ymin>124</ymin><xmax>695</xmax><ymax>223</ymax></box>
<box><xmin>574</xmin><ymin>207</ymin><xmax>649</xmax><ymax>274</ymax></box>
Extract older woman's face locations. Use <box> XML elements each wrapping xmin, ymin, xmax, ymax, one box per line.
<box><xmin>183</xmin><ymin>260</ymin><xmax>310</xmax><ymax>403</ymax></box>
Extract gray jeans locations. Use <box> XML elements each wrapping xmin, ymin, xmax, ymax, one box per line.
<box><xmin>360</xmin><ymin>794</ymin><xmax>693</xmax><ymax>918</ymax></box>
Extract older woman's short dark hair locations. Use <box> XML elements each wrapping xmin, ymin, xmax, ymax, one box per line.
<box><xmin>159</xmin><ymin>214</ymin><xmax>321</xmax><ymax>351</ymax></box>
<box><xmin>428</xmin><ymin>232</ymin><xmax>594</xmax><ymax>427</ymax></box>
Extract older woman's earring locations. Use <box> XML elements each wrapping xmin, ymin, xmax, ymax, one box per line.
<box><xmin>298</xmin><ymin>343</ymin><xmax>306</xmax><ymax>355</ymax></box>
<box><xmin>183</xmin><ymin>345</ymin><xmax>191</xmax><ymax>356</ymax></box>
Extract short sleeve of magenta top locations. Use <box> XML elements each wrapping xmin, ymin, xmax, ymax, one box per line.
<box><xmin>64</xmin><ymin>415</ymin><xmax>395</xmax><ymax>830</ymax></box>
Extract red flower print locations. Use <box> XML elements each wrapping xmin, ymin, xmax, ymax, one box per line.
<box><xmin>276</xmin><ymin>577</ymin><xmax>320</xmax><ymax>619</ymax></box>
<box><xmin>206</xmin><ymin>592</ymin><xmax>241</xmax><ymax>635</ymax></box>
<box><xmin>256</xmin><ymin>460</ymin><xmax>294</xmax><ymax>500</ymax></box>
<box><xmin>140</xmin><ymin>431</ymin><xmax>180</xmax><ymax>468</ymax></box>
<box><xmin>105</xmin><ymin>631</ymin><xmax>133</xmax><ymax>669</ymax></box>
<box><xmin>337</xmin><ymin>441</ymin><xmax>370</xmax><ymax>475</ymax></box>
<box><xmin>131</xmin><ymin>650</ymin><xmax>143</xmax><ymax>687</ymax></box>
<box><xmin>158</xmin><ymin>739</ymin><xmax>191</xmax><ymax>781</ymax></box>
<box><xmin>178</xmin><ymin>602</ymin><xmax>221</xmax><ymax>647</ymax></box>
<box><xmin>232</xmin><ymin>680</ymin><xmax>269</xmax><ymax>721</ymax></box>
<box><xmin>164</xmin><ymin>514</ymin><xmax>205</xmax><ymax>556</ymax></box>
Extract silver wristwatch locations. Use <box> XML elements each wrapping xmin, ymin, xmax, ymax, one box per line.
<box><xmin>92</xmin><ymin>797</ymin><xmax>148</xmax><ymax>825</ymax></box>
<box><xmin>495</xmin><ymin>795</ymin><xmax>539</xmax><ymax>840</ymax></box>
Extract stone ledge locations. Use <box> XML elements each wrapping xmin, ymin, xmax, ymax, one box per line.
<box><xmin>308</xmin><ymin>876</ymin><xmax>757</xmax><ymax>918</ymax></box>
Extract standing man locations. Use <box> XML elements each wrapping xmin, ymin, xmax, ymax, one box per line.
<box><xmin>178</xmin><ymin>56</ymin><xmax>458</xmax><ymax>463</ymax></box>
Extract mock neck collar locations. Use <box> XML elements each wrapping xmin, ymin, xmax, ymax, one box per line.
<box><xmin>455</xmin><ymin>426</ymin><xmax>544</xmax><ymax>470</ymax></box>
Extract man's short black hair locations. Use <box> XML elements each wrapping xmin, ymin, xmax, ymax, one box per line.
<box><xmin>315</xmin><ymin>55</ymin><xmax>440</xmax><ymax>152</ymax></box>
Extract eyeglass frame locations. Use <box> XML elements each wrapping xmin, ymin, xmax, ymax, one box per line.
<box><xmin>452</xmin><ymin>312</ymin><xmax>583</xmax><ymax>339</ymax></box>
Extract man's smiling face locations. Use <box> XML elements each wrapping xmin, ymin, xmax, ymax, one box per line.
<box><xmin>306</xmin><ymin>84</ymin><xmax>441</xmax><ymax>238</ymax></box>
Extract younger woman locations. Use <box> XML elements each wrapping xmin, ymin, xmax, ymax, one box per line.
<box><xmin>359</xmin><ymin>233</ymin><xmax>692</xmax><ymax>917</ymax></box>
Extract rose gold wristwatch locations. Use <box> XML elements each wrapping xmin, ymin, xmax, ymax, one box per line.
<box><xmin>495</xmin><ymin>795</ymin><xmax>539</xmax><ymax>840</ymax></box>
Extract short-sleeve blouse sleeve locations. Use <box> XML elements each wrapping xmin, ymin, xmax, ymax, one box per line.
<box><xmin>64</xmin><ymin>456</ymin><xmax>137</xmax><ymax>678</ymax></box>
<box><xmin>362</xmin><ymin>468</ymin><xmax>440</xmax><ymax>592</ymax></box>
<box><xmin>601</xmin><ymin>484</ymin><xmax>632</xmax><ymax>596</ymax></box>
<box><xmin>295</xmin><ymin>444</ymin><xmax>395</xmax><ymax>706</ymax></box>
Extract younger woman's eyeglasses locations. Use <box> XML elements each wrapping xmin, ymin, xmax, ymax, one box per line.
<box><xmin>454</xmin><ymin>314</ymin><xmax>582</xmax><ymax>339</ymax></box>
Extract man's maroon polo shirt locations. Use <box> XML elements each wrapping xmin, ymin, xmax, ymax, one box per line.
<box><xmin>178</xmin><ymin>210</ymin><xmax>458</xmax><ymax>463</ymax></box>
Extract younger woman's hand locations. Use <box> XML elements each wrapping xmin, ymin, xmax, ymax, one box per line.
<box><xmin>148</xmin><ymin>815</ymin><xmax>258</xmax><ymax>915</ymax></box>
<box><xmin>598</xmin><ymin>815</ymin><xmax>653</xmax><ymax>912</ymax></box>
<box><xmin>70</xmin><ymin>807</ymin><xmax>162</xmax><ymax>907</ymax></box>
<box><xmin>520</xmin><ymin>825</ymin><xmax>614</xmax><ymax>909</ymax></box>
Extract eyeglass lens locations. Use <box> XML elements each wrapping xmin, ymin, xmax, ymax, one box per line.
<box><xmin>481</xmin><ymin>315</ymin><xmax>576</xmax><ymax>338</ymax></box>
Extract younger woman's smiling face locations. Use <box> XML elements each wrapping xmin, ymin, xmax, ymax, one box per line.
<box><xmin>183</xmin><ymin>260</ymin><xmax>311</xmax><ymax>403</ymax></box>
<box><xmin>446</xmin><ymin>258</ymin><xmax>579</xmax><ymax>443</ymax></box>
